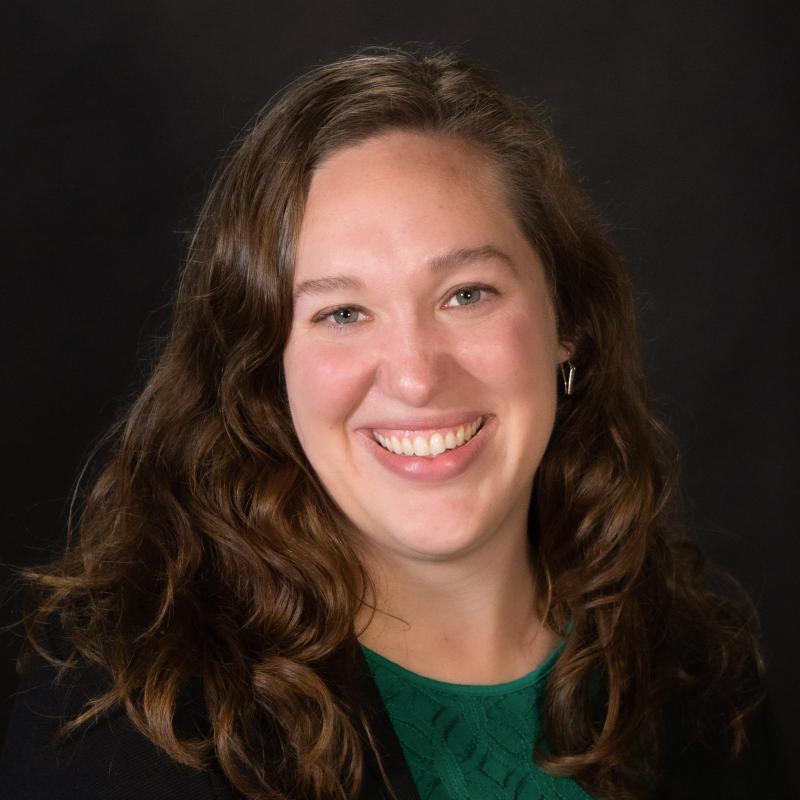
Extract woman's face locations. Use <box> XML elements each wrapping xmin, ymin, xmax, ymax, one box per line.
<box><xmin>283</xmin><ymin>131</ymin><xmax>569</xmax><ymax>565</ymax></box>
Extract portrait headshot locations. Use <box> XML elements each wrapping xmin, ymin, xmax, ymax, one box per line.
<box><xmin>1</xmin><ymin>4</ymin><xmax>796</xmax><ymax>800</ymax></box>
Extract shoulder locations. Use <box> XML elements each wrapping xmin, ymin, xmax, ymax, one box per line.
<box><xmin>0</xmin><ymin>617</ymin><xmax>238</xmax><ymax>800</ymax></box>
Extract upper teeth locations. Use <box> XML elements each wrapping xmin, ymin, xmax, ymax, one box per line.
<box><xmin>373</xmin><ymin>418</ymin><xmax>483</xmax><ymax>457</ymax></box>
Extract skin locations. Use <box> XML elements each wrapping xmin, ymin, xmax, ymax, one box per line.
<box><xmin>283</xmin><ymin>131</ymin><xmax>571</xmax><ymax>683</ymax></box>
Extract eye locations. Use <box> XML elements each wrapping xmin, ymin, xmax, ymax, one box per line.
<box><xmin>443</xmin><ymin>284</ymin><xmax>496</xmax><ymax>308</ymax></box>
<box><xmin>315</xmin><ymin>306</ymin><xmax>365</xmax><ymax>326</ymax></box>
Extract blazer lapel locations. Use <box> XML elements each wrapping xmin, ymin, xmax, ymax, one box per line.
<box><xmin>327</xmin><ymin>639</ymin><xmax>421</xmax><ymax>800</ymax></box>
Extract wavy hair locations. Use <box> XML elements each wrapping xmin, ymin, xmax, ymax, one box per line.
<box><xmin>18</xmin><ymin>46</ymin><xmax>765</xmax><ymax>799</ymax></box>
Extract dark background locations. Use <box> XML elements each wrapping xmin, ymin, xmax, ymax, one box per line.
<box><xmin>2</xmin><ymin>0</ymin><xmax>798</xmax><ymax>763</ymax></box>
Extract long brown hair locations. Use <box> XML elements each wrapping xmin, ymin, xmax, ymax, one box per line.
<box><xmin>18</xmin><ymin>46</ymin><xmax>765</xmax><ymax>799</ymax></box>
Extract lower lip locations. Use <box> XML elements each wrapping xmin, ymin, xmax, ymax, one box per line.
<box><xmin>359</xmin><ymin>416</ymin><xmax>495</xmax><ymax>484</ymax></box>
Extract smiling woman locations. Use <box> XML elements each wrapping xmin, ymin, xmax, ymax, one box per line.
<box><xmin>285</xmin><ymin>132</ymin><xmax>568</xmax><ymax>566</ymax></box>
<box><xmin>0</xmin><ymin>47</ymin><xmax>789</xmax><ymax>800</ymax></box>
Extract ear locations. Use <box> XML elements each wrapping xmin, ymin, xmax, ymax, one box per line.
<box><xmin>557</xmin><ymin>340</ymin><xmax>575</xmax><ymax>363</ymax></box>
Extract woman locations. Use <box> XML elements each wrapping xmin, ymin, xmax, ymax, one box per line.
<box><xmin>0</xmin><ymin>47</ymin><xmax>789</xmax><ymax>800</ymax></box>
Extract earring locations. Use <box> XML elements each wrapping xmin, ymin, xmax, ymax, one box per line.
<box><xmin>560</xmin><ymin>360</ymin><xmax>575</xmax><ymax>396</ymax></box>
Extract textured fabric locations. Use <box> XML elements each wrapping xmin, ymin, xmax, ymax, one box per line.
<box><xmin>1</xmin><ymin>616</ymin><xmax>794</xmax><ymax>799</ymax></box>
<box><xmin>362</xmin><ymin>642</ymin><xmax>593</xmax><ymax>800</ymax></box>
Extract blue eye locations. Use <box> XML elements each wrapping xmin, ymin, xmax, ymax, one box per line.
<box><xmin>452</xmin><ymin>287</ymin><xmax>482</xmax><ymax>306</ymax></box>
<box><xmin>329</xmin><ymin>307</ymin><xmax>362</xmax><ymax>325</ymax></box>
<box><xmin>445</xmin><ymin>285</ymin><xmax>496</xmax><ymax>308</ymax></box>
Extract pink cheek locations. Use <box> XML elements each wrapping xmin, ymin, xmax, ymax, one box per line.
<box><xmin>289</xmin><ymin>343</ymin><xmax>375</xmax><ymax>427</ymax></box>
<box><xmin>455</xmin><ymin>314</ymin><xmax>553</xmax><ymax>391</ymax></box>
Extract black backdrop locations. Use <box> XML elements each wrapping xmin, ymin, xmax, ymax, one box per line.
<box><xmin>3</xmin><ymin>0</ymin><xmax>798</xmax><ymax>763</ymax></box>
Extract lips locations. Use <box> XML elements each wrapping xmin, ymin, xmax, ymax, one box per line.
<box><xmin>372</xmin><ymin>416</ymin><xmax>484</xmax><ymax>457</ymax></box>
<box><xmin>359</xmin><ymin>414</ymin><xmax>495</xmax><ymax>483</ymax></box>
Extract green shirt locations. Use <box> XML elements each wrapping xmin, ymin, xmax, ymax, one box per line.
<box><xmin>361</xmin><ymin>642</ymin><xmax>593</xmax><ymax>800</ymax></box>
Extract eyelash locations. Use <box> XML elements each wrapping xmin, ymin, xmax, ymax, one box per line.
<box><xmin>312</xmin><ymin>284</ymin><xmax>499</xmax><ymax>331</ymax></box>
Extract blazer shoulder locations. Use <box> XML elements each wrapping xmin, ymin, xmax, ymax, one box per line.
<box><xmin>0</xmin><ymin>617</ymin><xmax>237</xmax><ymax>800</ymax></box>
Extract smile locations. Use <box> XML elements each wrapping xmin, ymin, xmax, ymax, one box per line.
<box><xmin>372</xmin><ymin>416</ymin><xmax>484</xmax><ymax>458</ymax></box>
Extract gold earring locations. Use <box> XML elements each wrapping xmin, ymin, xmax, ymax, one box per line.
<box><xmin>560</xmin><ymin>360</ymin><xmax>575</xmax><ymax>396</ymax></box>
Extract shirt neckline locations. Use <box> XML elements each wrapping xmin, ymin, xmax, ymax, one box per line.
<box><xmin>360</xmin><ymin>637</ymin><xmax>565</xmax><ymax>697</ymax></box>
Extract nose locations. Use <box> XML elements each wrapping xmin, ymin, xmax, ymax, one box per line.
<box><xmin>374</xmin><ymin>318</ymin><xmax>448</xmax><ymax>407</ymax></box>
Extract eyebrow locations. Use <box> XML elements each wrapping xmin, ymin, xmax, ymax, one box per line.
<box><xmin>293</xmin><ymin>244</ymin><xmax>517</xmax><ymax>301</ymax></box>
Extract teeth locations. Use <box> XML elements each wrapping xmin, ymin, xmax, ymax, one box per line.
<box><xmin>429</xmin><ymin>433</ymin><xmax>445</xmax><ymax>456</ymax></box>
<box><xmin>373</xmin><ymin>417</ymin><xmax>484</xmax><ymax>458</ymax></box>
<box><xmin>413</xmin><ymin>436</ymin><xmax>430</xmax><ymax>456</ymax></box>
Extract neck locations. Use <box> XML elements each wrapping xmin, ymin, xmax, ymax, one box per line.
<box><xmin>355</xmin><ymin>522</ymin><xmax>559</xmax><ymax>684</ymax></box>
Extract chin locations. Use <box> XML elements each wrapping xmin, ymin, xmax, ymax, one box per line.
<box><xmin>368</xmin><ymin>519</ymin><xmax>494</xmax><ymax>562</ymax></box>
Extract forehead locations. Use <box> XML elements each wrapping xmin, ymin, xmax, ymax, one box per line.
<box><xmin>312</xmin><ymin>129</ymin><xmax>500</xmax><ymax>188</ymax></box>
<box><xmin>294</xmin><ymin>131</ymin><xmax>526</xmax><ymax>282</ymax></box>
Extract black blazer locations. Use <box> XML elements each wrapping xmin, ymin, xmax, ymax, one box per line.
<box><xmin>0</xmin><ymin>622</ymin><xmax>795</xmax><ymax>800</ymax></box>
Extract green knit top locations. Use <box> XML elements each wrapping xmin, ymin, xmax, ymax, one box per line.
<box><xmin>361</xmin><ymin>641</ymin><xmax>593</xmax><ymax>800</ymax></box>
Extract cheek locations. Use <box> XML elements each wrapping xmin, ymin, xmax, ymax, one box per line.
<box><xmin>284</xmin><ymin>341</ymin><xmax>374</xmax><ymax>437</ymax></box>
<box><xmin>458</xmin><ymin>310</ymin><xmax>557</xmax><ymax>396</ymax></box>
